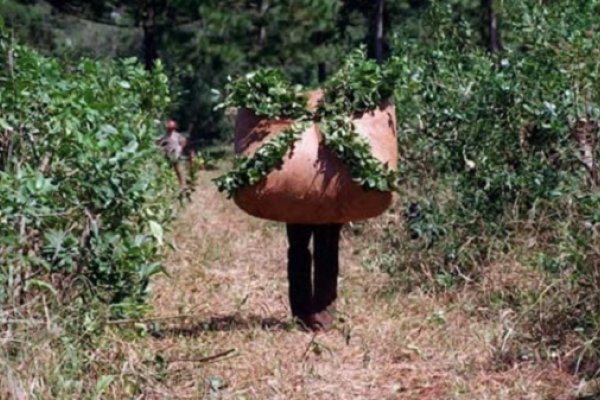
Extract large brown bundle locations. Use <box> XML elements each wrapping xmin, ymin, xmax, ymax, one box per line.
<box><xmin>233</xmin><ymin>92</ymin><xmax>397</xmax><ymax>224</ymax></box>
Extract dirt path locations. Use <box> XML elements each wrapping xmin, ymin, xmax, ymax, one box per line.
<box><xmin>139</xmin><ymin>168</ymin><xmax>575</xmax><ymax>399</ymax></box>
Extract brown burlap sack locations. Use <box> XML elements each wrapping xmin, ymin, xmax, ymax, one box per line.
<box><xmin>233</xmin><ymin>91</ymin><xmax>397</xmax><ymax>224</ymax></box>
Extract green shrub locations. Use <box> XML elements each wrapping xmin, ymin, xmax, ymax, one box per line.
<box><xmin>364</xmin><ymin>0</ymin><xmax>600</xmax><ymax>361</ymax></box>
<box><xmin>0</xmin><ymin>35</ymin><xmax>176</xmax><ymax>315</ymax></box>
<box><xmin>374</xmin><ymin>0</ymin><xmax>600</xmax><ymax>277</ymax></box>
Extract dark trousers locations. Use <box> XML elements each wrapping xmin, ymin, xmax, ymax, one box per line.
<box><xmin>286</xmin><ymin>223</ymin><xmax>343</xmax><ymax>318</ymax></box>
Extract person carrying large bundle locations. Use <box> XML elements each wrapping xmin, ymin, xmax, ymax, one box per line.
<box><xmin>215</xmin><ymin>50</ymin><xmax>401</xmax><ymax>331</ymax></box>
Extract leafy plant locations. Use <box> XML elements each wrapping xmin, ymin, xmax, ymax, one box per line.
<box><xmin>217</xmin><ymin>69</ymin><xmax>309</xmax><ymax>119</ymax></box>
<box><xmin>362</xmin><ymin>0</ymin><xmax>600</xmax><ymax>374</ymax></box>
<box><xmin>0</xmin><ymin>34</ymin><xmax>176</xmax><ymax>315</ymax></box>
<box><xmin>318</xmin><ymin>47</ymin><xmax>404</xmax><ymax>116</ymax></box>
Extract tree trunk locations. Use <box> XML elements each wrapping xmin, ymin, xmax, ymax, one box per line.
<box><xmin>481</xmin><ymin>0</ymin><xmax>502</xmax><ymax>54</ymax></box>
<box><xmin>142</xmin><ymin>1</ymin><xmax>158</xmax><ymax>70</ymax></box>
<box><xmin>257</xmin><ymin>0</ymin><xmax>268</xmax><ymax>47</ymax></box>
<box><xmin>374</xmin><ymin>0</ymin><xmax>384</xmax><ymax>63</ymax></box>
<box><xmin>318</xmin><ymin>62</ymin><xmax>327</xmax><ymax>83</ymax></box>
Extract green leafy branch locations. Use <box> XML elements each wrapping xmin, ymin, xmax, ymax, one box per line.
<box><xmin>320</xmin><ymin>116</ymin><xmax>397</xmax><ymax>192</ymax></box>
<box><xmin>216</xmin><ymin>69</ymin><xmax>308</xmax><ymax>119</ymax></box>
<box><xmin>318</xmin><ymin>48</ymin><xmax>403</xmax><ymax>116</ymax></box>
<box><xmin>213</xmin><ymin>120</ymin><xmax>310</xmax><ymax>197</ymax></box>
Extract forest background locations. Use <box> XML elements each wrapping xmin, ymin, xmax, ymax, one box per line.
<box><xmin>2</xmin><ymin>0</ymin><xmax>600</xmax><ymax>398</ymax></box>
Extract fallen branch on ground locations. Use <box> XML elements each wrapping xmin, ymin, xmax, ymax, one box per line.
<box><xmin>169</xmin><ymin>348</ymin><xmax>237</xmax><ymax>364</ymax></box>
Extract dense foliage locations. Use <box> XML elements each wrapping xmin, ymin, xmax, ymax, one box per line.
<box><xmin>2</xmin><ymin>0</ymin><xmax>419</xmax><ymax>142</ymax></box>
<box><xmin>218</xmin><ymin>69</ymin><xmax>308</xmax><ymax>119</ymax></box>
<box><xmin>383</xmin><ymin>0</ymin><xmax>599</xmax><ymax>281</ymax></box>
<box><xmin>0</xmin><ymin>35</ymin><xmax>175</xmax><ymax>315</ymax></box>
<box><xmin>357</xmin><ymin>0</ymin><xmax>600</xmax><ymax>370</ymax></box>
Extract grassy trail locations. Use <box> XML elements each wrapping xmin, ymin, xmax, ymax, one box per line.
<box><xmin>138</xmin><ymin>167</ymin><xmax>575</xmax><ymax>399</ymax></box>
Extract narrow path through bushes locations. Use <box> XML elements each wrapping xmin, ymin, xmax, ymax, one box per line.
<box><xmin>136</xmin><ymin>167</ymin><xmax>575</xmax><ymax>399</ymax></box>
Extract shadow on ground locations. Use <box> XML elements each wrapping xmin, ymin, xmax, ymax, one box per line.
<box><xmin>150</xmin><ymin>314</ymin><xmax>291</xmax><ymax>338</ymax></box>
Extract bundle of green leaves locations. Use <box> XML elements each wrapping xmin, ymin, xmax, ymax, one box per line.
<box><xmin>218</xmin><ymin>68</ymin><xmax>309</xmax><ymax>119</ymax></box>
<box><xmin>214</xmin><ymin>49</ymin><xmax>401</xmax><ymax>197</ymax></box>
<box><xmin>320</xmin><ymin>116</ymin><xmax>396</xmax><ymax>192</ymax></box>
<box><xmin>318</xmin><ymin>48</ymin><xmax>404</xmax><ymax>116</ymax></box>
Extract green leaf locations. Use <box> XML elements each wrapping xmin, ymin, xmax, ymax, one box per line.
<box><xmin>0</xmin><ymin>118</ymin><xmax>12</xmax><ymax>131</ymax></box>
<box><xmin>149</xmin><ymin>220</ymin><xmax>164</xmax><ymax>246</ymax></box>
<box><xmin>24</xmin><ymin>279</ymin><xmax>58</xmax><ymax>296</ymax></box>
<box><xmin>93</xmin><ymin>375</ymin><xmax>116</xmax><ymax>399</ymax></box>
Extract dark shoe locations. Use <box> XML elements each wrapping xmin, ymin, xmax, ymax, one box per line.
<box><xmin>308</xmin><ymin>309</ymin><xmax>335</xmax><ymax>332</ymax></box>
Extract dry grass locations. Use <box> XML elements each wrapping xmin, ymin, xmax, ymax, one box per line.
<box><xmin>0</xmin><ymin>165</ymin><xmax>581</xmax><ymax>399</ymax></box>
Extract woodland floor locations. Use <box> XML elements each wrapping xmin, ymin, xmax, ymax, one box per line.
<box><xmin>121</xmin><ymin>166</ymin><xmax>578</xmax><ymax>399</ymax></box>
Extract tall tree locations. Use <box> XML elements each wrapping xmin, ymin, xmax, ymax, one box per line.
<box><xmin>39</xmin><ymin>0</ymin><xmax>202</xmax><ymax>69</ymax></box>
<box><xmin>481</xmin><ymin>0</ymin><xmax>502</xmax><ymax>53</ymax></box>
<box><xmin>141</xmin><ymin>1</ymin><xmax>158</xmax><ymax>69</ymax></box>
<box><xmin>257</xmin><ymin>0</ymin><xmax>268</xmax><ymax>48</ymax></box>
<box><xmin>374</xmin><ymin>0</ymin><xmax>384</xmax><ymax>63</ymax></box>
<box><xmin>339</xmin><ymin>0</ymin><xmax>409</xmax><ymax>62</ymax></box>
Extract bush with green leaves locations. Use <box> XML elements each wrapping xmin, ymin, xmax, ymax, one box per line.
<box><xmin>362</xmin><ymin>0</ymin><xmax>600</xmax><ymax>367</ymax></box>
<box><xmin>0</xmin><ymin>35</ymin><xmax>176</xmax><ymax>315</ymax></box>
<box><xmin>378</xmin><ymin>0</ymin><xmax>599</xmax><ymax>277</ymax></box>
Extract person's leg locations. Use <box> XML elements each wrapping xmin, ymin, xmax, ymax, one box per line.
<box><xmin>173</xmin><ymin>161</ymin><xmax>186</xmax><ymax>188</ymax></box>
<box><xmin>286</xmin><ymin>224</ymin><xmax>314</xmax><ymax>323</ymax></box>
<box><xmin>187</xmin><ymin>153</ymin><xmax>197</xmax><ymax>190</ymax></box>
<box><xmin>312</xmin><ymin>223</ymin><xmax>343</xmax><ymax>330</ymax></box>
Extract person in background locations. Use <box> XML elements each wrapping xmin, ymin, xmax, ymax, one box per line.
<box><xmin>286</xmin><ymin>223</ymin><xmax>343</xmax><ymax>331</ymax></box>
<box><xmin>156</xmin><ymin>119</ymin><xmax>195</xmax><ymax>191</ymax></box>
